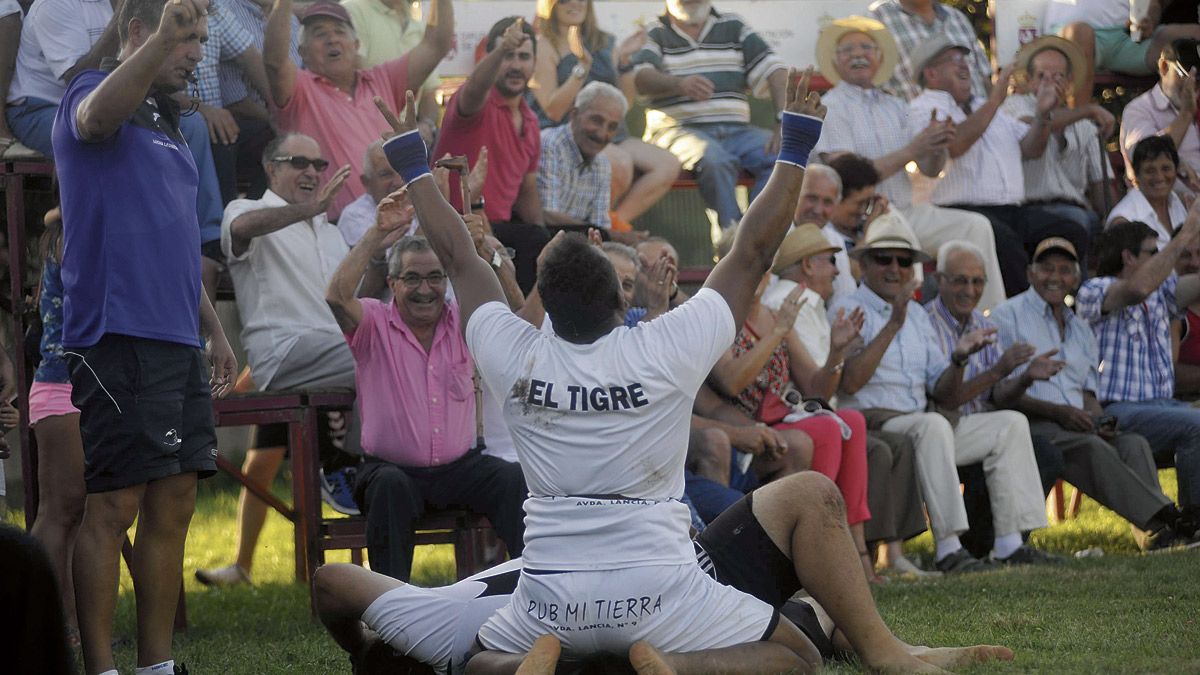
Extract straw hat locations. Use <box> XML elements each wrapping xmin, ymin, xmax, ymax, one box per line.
<box><xmin>816</xmin><ymin>16</ymin><xmax>899</xmax><ymax>87</ymax></box>
<box><xmin>848</xmin><ymin>212</ymin><xmax>932</xmax><ymax>263</ymax></box>
<box><xmin>909</xmin><ymin>33</ymin><xmax>971</xmax><ymax>87</ymax></box>
<box><xmin>772</xmin><ymin>223</ymin><xmax>840</xmax><ymax>274</ymax></box>
<box><xmin>1014</xmin><ymin>35</ymin><xmax>1087</xmax><ymax>98</ymax></box>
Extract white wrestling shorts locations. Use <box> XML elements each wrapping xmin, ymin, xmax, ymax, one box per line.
<box><xmin>476</xmin><ymin>563</ymin><xmax>779</xmax><ymax>657</ymax></box>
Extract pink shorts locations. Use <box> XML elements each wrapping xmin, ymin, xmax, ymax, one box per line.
<box><xmin>29</xmin><ymin>381</ymin><xmax>79</xmax><ymax>425</ymax></box>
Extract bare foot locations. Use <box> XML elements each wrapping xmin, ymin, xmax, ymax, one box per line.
<box><xmin>515</xmin><ymin>635</ymin><xmax>562</xmax><ymax>675</ymax></box>
<box><xmin>908</xmin><ymin>644</ymin><xmax>1016</xmax><ymax>669</ymax></box>
<box><xmin>629</xmin><ymin>641</ymin><xmax>677</xmax><ymax>675</ymax></box>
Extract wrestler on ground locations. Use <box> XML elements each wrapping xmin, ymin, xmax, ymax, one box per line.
<box><xmin>314</xmin><ymin>472</ymin><xmax>1015</xmax><ymax>674</ymax></box>
<box><xmin>369</xmin><ymin>71</ymin><xmax>1006</xmax><ymax>673</ymax></box>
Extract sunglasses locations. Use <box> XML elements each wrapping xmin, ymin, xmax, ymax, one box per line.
<box><xmin>868</xmin><ymin>252</ymin><xmax>915</xmax><ymax>268</ymax></box>
<box><xmin>271</xmin><ymin>155</ymin><xmax>330</xmax><ymax>171</ymax></box>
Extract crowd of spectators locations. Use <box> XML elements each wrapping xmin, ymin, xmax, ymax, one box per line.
<box><xmin>4</xmin><ymin>0</ymin><xmax>1200</xmax><ymax>671</ymax></box>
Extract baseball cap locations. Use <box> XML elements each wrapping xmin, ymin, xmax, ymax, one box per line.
<box><xmin>772</xmin><ymin>223</ymin><xmax>840</xmax><ymax>274</ymax></box>
<box><xmin>300</xmin><ymin>1</ymin><xmax>353</xmax><ymax>27</ymax></box>
<box><xmin>1032</xmin><ymin>237</ymin><xmax>1078</xmax><ymax>262</ymax></box>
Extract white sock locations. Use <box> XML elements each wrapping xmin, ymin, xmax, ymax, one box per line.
<box><xmin>135</xmin><ymin>660</ymin><xmax>174</xmax><ymax>675</ymax></box>
<box><xmin>935</xmin><ymin>536</ymin><xmax>963</xmax><ymax>562</ymax></box>
<box><xmin>993</xmin><ymin>533</ymin><xmax>1023</xmax><ymax>560</ymax></box>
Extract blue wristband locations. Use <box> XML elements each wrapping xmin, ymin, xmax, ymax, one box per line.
<box><xmin>382</xmin><ymin>130</ymin><xmax>431</xmax><ymax>183</ymax></box>
<box><xmin>777</xmin><ymin>112</ymin><xmax>823</xmax><ymax>168</ymax></box>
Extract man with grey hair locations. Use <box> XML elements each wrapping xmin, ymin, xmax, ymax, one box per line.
<box><xmin>325</xmin><ymin>202</ymin><xmax>527</xmax><ymax>581</ymax></box>
<box><xmin>538</xmin><ymin>81</ymin><xmax>647</xmax><ymax>243</ymax></box>
<box><xmin>263</xmin><ymin>0</ymin><xmax>453</xmax><ymax>220</ymax></box>
<box><xmin>198</xmin><ymin>132</ymin><xmax>358</xmax><ymax>587</ymax></box>
<box><xmin>790</xmin><ymin>165</ymin><xmax>856</xmax><ymax>300</ymax></box>
<box><xmin>338</xmin><ymin>140</ymin><xmax>409</xmax><ymax>247</ymax></box>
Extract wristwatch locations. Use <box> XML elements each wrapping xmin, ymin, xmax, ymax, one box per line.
<box><xmin>490</xmin><ymin>248</ymin><xmax>504</xmax><ymax>269</ymax></box>
<box><xmin>571</xmin><ymin>63</ymin><xmax>587</xmax><ymax>80</ymax></box>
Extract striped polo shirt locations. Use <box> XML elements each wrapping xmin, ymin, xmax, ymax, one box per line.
<box><xmin>631</xmin><ymin>9</ymin><xmax>784</xmax><ymax>133</ymax></box>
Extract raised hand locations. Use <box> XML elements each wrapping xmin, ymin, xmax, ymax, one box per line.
<box><xmin>830</xmin><ymin>306</ymin><xmax>865</xmax><ymax>352</ymax></box>
<box><xmin>499</xmin><ymin>17</ymin><xmax>529</xmax><ymax>53</ymax></box>
<box><xmin>1035</xmin><ymin>76</ymin><xmax>1059</xmax><ymax>115</ymax></box>
<box><xmin>635</xmin><ymin>251</ymin><xmax>676</xmax><ymax>311</ymax></box>
<box><xmin>886</xmin><ymin>279</ymin><xmax>920</xmax><ymax>327</ymax></box>
<box><xmin>953</xmin><ymin>327</ymin><xmax>998</xmax><ymax>361</ymax></box>
<box><xmin>786</xmin><ymin>66</ymin><xmax>826</xmax><ymax>119</ymax></box>
<box><xmin>771</xmin><ymin>285</ymin><xmax>808</xmax><ymax>336</ymax></box>
<box><xmin>468</xmin><ymin>146</ymin><xmax>489</xmax><ymax>204</ymax></box>
<box><xmin>991</xmin><ymin>63</ymin><xmax>1016</xmax><ymax>102</ymax></box>
<box><xmin>567</xmin><ymin>25</ymin><xmax>593</xmax><ymax>71</ymax></box>
<box><xmin>375</xmin><ymin>186</ymin><xmax>415</xmax><ymax>233</ymax></box>
<box><xmin>617</xmin><ymin>26</ymin><xmax>649</xmax><ymax>64</ymax></box>
<box><xmin>156</xmin><ymin>0</ymin><xmax>209</xmax><ymax>46</ymax></box>
<box><xmin>1023</xmin><ymin>349</ymin><xmax>1065</xmax><ymax>382</ymax></box>
<box><xmin>375</xmin><ymin>91</ymin><xmax>419</xmax><ymax>138</ymax></box>
<box><xmin>316</xmin><ymin>164</ymin><xmax>353</xmax><ymax>213</ymax></box>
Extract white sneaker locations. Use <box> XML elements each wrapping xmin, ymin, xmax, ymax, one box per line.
<box><xmin>884</xmin><ymin>555</ymin><xmax>943</xmax><ymax>578</ymax></box>
<box><xmin>195</xmin><ymin>564</ymin><xmax>251</xmax><ymax>587</ymax></box>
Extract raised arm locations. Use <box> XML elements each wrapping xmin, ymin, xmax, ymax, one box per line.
<box><xmin>840</xmin><ymin>288</ymin><xmax>912</xmax><ymax>394</ymax></box>
<box><xmin>75</xmin><ymin>0</ymin><xmax>207</xmax><ymax>142</ymax></box>
<box><xmin>263</xmin><ymin>0</ymin><xmax>297</xmax><ymax>107</ymax></box>
<box><xmin>404</xmin><ymin>0</ymin><xmax>453</xmax><ymax>91</ymax></box>
<box><xmin>228</xmin><ymin>165</ymin><xmax>350</xmax><ymax>257</ymax></box>
<box><xmin>1100</xmin><ymin>200</ymin><xmax>1200</xmax><ymax>313</ymax></box>
<box><xmin>326</xmin><ymin>186</ymin><xmax>411</xmax><ymax>333</ymax></box>
<box><xmin>704</xmin><ymin>68</ymin><xmax>824</xmax><ymax>328</ymax></box>
<box><xmin>946</xmin><ymin>64</ymin><xmax>1011</xmax><ymax>158</ymax></box>
<box><xmin>929</xmin><ymin>327</ymin><xmax>997</xmax><ymax>407</ymax></box>
<box><xmin>377</xmin><ymin>93</ymin><xmax>505</xmax><ymax>326</ymax></box>
<box><xmin>1017</xmin><ymin>78</ymin><xmax>1055</xmax><ymax>160</ymax></box>
<box><xmin>530</xmin><ymin>28</ymin><xmax>589</xmax><ymax>124</ymax></box>
<box><xmin>457</xmin><ymin>18</ymin><xmax>526</xmax><ymax>119</ymax></box>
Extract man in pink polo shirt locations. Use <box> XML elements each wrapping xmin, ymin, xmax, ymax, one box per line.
<box><xmin>325</xmin><ymin>222</ymin><xmax>526</xmax><ymax>581</ymax></box>
<box><xmin>434</xmin><ymin>16</ymin><xmax>549</xmax><ymax>293</ymax></box>
<box><xmin>263</xmin><ymin>0</ymin><xmax>451</xmax><ymax>220</ymax></box>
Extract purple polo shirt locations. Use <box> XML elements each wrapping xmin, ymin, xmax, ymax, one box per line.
<box><xmin>346</xmin><ymin>298</ymin><xmax>475</xmax><ymax>466</ymax></box>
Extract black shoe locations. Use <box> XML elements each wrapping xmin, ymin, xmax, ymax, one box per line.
<box><xmin>992</xmin><ymin>545</ymin><xmax>1064</xmax><ymax>566</ymax></box>
<box><xmin>174</xmin><ymin>665</ymin><xmax>189</xmax><ymax>675</ymax></box>
<box><xmin>934</xmin><ymin>548</ymin><xmax>995</xmax><ymax>574</ymax></box>
<box><xmin>1144</xmin><ymin>526</ymin><xmax>1200</xmax><ymax>553</ymax></box>
<box><xmin>1176</xmin><ymin>505</ymin><xmax>1200</xmax><ymax>539</ymax></box>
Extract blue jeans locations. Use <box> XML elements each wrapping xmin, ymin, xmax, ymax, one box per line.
<box><xmin>1105</xmin><ymin>398</ymin><xmax>1200</xmax><ymax>507</ymax></box>
<box><xmin>647</xmin><ymin>122</ymin><xmax>775</xmax><ymax>228</ymax></box>
<box><xmin>6</xmin><ymin>97</ymin><xmax>59</xmax><ymax>158</ymax></box>
<box><xmin>683</xmin><ymin>449</ymin><xmax>761</xmax><ymax>524</ymax></box>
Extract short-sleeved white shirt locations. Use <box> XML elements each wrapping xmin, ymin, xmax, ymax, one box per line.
<box><xmin>0</xmin><ymin>0</ymin><xmax>20</xmax><ymax>18</ymax></box>
<box><xmin>221</xmin><ymin>190</ymin><xmax>349</xmax><ymax>388</ymax></box>
<box><xmin>8</xmin><ymin>0</ymin><xmax>112</xmax><ymax>105</ymax></box>
<box><xmin>465</xmin><ymin>288</ymin><xmax>736</xmax><ymax>571</ymax></box>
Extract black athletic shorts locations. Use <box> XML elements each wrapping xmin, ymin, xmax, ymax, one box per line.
<box><xmin>200</xmin><ymin>239</ymin><xmax>225</xmax><ymax>264</ymax></box>
<box><xmin>695</xmin><ymin>492</ymin><xmax>800</xmax><ymax>608</ymax></box>
<box><xmin>69</xmin><ymin>334</ymin><xmax>217</xmax><ymax>493</ymax></box>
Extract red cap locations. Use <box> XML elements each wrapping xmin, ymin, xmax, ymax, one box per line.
<box><xmin>300</xmin><ymin>1</ymin><xmax>353</xmax><ymax>27</ymax></box>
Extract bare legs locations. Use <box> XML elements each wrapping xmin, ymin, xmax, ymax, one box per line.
<box><xmin>30</xmin><ymin>413</ymin><xmax>86</xmax><ymax>642</ymax></box>
<box><xmin>233</xmin><ymin>446</ymin><xmax>285</xmax><ymax>574</ymax></box>
<box><xmin>608</xmin><ymin>139</ymin><xmax>681</xmax><ymax>224</ymax></box>
<box><xmin>313</xmin><ymin>563</ymin><xmax>405</xmax><ymax>659</ymax></box>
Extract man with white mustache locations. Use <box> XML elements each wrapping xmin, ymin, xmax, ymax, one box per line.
<box><xmin>630</xmin><ymin>0</ymin><xmax>789</xmax><ymax>230</ymax></box>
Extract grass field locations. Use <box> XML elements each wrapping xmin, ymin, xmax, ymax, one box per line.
<box><xmin>7</xmin><ymin>468</ymin><xmax>1200</xmax><ymax>673</ymax></box>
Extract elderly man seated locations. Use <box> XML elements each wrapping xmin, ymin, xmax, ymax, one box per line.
<box><xmin>197</xmin><ymin>133</ymin><xmax>357</xmax><ymax>586</ymax></box>
<box><xmin>869</xmin><ymin>0</ymin><xmax>993</xmax><ymax>102</ymax></box>
<box><xmin>764</xmin><ymin>224</ymin><xmax>930</xmax><ymax>578</ymax></box>
<box><xmin>325</xmin><ymin>207</ymin><xmax>526</xmax><ymax>581</ymax></box>
<box><xmin>1120</xmin><ymin>39</ymin><xmax>1200</xmax><ymax>199</ymax></box>
<box><xmin>830</xmin><ymin>214</ymin><xmax>1049</xmax><ymax>573</ymax></box>
<box><xmin>1076</xmin><ymin>208</ymin><xmax>1200</xmax><ymax>530</ymax></box>
<box><xmin>907</xmin><ymin>34</ymin><xmax>1089</xmax><ymax>297</ymax></box>
<box><xmin>1004</xmin><ymin>36</ymin><xmax>1116</xmax><ymax>240</ymax></box>
<box><xmin>537</xmin><ymin>81</ymin><xmax>645</xmax><ymax>244</ymax></box>
<box><xmin>630</xmin><ymin>0</ymin><xmax>789</xmax><ymax>230</ymax></box>
<box><xmin>990</xmin><ymin>237</ymin><xmax>1199</xmax><ymax>549</ymax></box>
<box><xmin>812</xmin><ymin>16</ymin><xmax>1004</xmax><ymax>309</ymax></box>
<box><xmin>263</xmin><ymin>0</ymin><xmax>452</xmax><ymax>220</ymax></box>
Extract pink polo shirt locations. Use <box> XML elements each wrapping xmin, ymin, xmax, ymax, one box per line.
<box><xmin>346</xmin><ymin>298</ymin><xmax>475</xmax><ymax>467</ymax></box>
<box><xmin>433</xmin><ymin>88</ymin><xmax>540</xmax><ymax>223</ymax></box>
<box><xmin>273</xmin><ymin>57</ymin><xmax>411</xmax><ymax>221</ymax></box>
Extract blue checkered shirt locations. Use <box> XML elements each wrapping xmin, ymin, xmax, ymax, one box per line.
<box><xmin>217</xmin><ymin>0</ymin><xmax>302</xmax><ymax>107</ymax></box>
<box><xmin>926</xmin><ymin>297</ymin><xmax>1001</xmax><ymax>415</ymax></box>
<box><xmin>868</xmin><ymin>0</ymin><xmax>992</xmax><ymax>102</ymax></box>
<box><xmin>537</xmin><ymin>124</ymin><xmax>612</xmax><ymax>228</ymax></box>
<box><xmin>1076</xmin><ymin>274</ymin><xmax>1180</xmax><ymax>403</ymax></box>
<box><xmin>195</xmin><ymin>2</ymin><xmax>254</xmax><ymax>106</ymax></box>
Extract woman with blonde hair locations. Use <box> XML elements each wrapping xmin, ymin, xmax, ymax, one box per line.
<box><xmin>531</xmin><ymin>0</ymin><xmax>680</xmax><ymax>230</ymax></box>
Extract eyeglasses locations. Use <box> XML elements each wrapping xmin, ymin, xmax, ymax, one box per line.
<box><xmin>868</xmin><ymin>252</ymin><xmax>915</xmax><ymax>268</ymax></box>
<box><xmin>396</xmin><ymin>271</ymin><xmax>448</xmax><ymax>288</ymax></box>
<box><xmin>271</xmin><ymin>155</ymin><xmax>330</xmax><ymax>171</ymax></box>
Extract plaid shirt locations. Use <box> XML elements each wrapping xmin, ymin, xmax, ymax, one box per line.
<box><xmin>1076</xmin><ymin>274</ymin><xmax>1180</xmax><ymax>403</ymax></box>
<box><xmin>926</xmin><ymin>297</ymin><xmax>1002</xmax><ymax>415</ymax></box>
<box><xmin>868</xmin><ymin>0</ymin><xmax>992</xmax><ymax>102</ymax></box>
<box><xmin>537</xmin><ymin>124</ymin><xmax>612</xmax><ymax>228</ymax></box>
<box><xmin>195</xmin><ymin>2</ymin><xmax>254</xmax><ymax>106</ymax></box>
<box><xmin>813</xmin><ymin>81</ymin><xmax>915</xmax><ymax>208</ymax></box>
<box><xmin>218</xmin><ymin>0</ymin><xmax>302</xmax><ymax>107</ymax></box>
<box><xmin>631</xmin><ymin>9</ymin><xmax>784</xmax><ymax>131</ymax></box>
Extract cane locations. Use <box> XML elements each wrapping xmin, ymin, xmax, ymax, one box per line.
<box><xmin>434</xmin><ymin>155</ymin><xmax>486</xmax><ymax>450</ymax></box>
<box><xmin>1098</xmin><ymin>134</ymin><xmax>1113</xmax><ymax>218</ymax></box>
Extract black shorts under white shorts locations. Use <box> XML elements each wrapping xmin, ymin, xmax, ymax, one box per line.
<box><xmin>696</xmin><ymin>491</ymin><xmax>800</xmax><ymax>608</ymax></box>
<box><xmin>69</xmin><ymin>333</ymin><xmax>217</xmax><ymax>493</ymax></box>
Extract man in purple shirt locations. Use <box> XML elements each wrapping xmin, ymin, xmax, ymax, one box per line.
<box><xmin>52</xmin><ymin>0</ymin><xmax>236</xmax><ymax>672</ymax></box>
<box><xmin>326</xmin><ymin>223</ymin><xmax>526</xmax><ymax>582</ymax></box>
